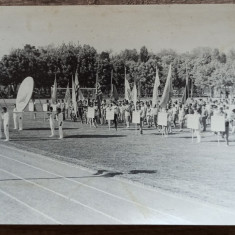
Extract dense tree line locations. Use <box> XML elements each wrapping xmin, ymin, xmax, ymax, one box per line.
<box><xmin>0</xmin><ymin>42</ymin><xmax>235</xmax><ymax>97</ymax></box>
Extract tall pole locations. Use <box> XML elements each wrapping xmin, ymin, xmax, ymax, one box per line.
<box><xmin>96</xmin><ymin>59</ymin><xmax>100</xmax><ymax>96</ymax></box>
<box><xmin>186</xmin><ymin>63</ymin><xmax>188</xmax><ymax>98</ymax></box>
<box><xmin>96</xmin><ymin>71</ymin><xmax>98</xmax><ymax>95</ymax></box>
<box><xmin>138</xmin><ymin>80</ymin><xmax>141</xmax><ymax>99</ymax></box>
<box><xmin>191</xmin><ymin>78</ymin><xmax>193</xmax><ymax>98</ymax></box>
<box><xmin>111</xmin><ymin>69</ymin><xmax>113</xmax><ymax>98</ymax></box>
<box><xmin>124</xmin><ymin>67</ymin><xmax>126</xmax><ymax>98</ymax></box>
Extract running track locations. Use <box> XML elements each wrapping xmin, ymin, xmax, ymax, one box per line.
<box><xmin>0</xmin><ymin>143</ymin><xmax>235</xmax><ymax>224</ymax></box>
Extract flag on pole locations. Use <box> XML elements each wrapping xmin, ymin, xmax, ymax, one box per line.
<box><xmin>181</xmin><ymin>67</ymin><xmax>190</xmax><ymax>104</ymax></box>
<box><xmin>72</xmin><ymin>76</ymin><xmax>77</xmax><ymax>114</ymax></box>
<box><xmin>152</xmin><ymin>66</ymin><xmax>160</xmax><ymax>107</ymax></box>
<box><xmin>96</xmin><ymin>72</ymin><xmax>102</xmax><ymax>118</ymax></box>
<box><xmin>78</xmin><ymin>89</ymin><xmax>84</xmax><ymax>101</ymax></box>
<box><xmin>132</xmin><ymin>81</ymin><xmax>138</xmax><ymax>110</ymax></box>
<box><xmin>191</xmin><ymin>78</ymin><xmax>193</xmax><ymax>98</ymax></box>
<box><xmin>64</xmin><ymin>82</ymin><xmax>71</xmax><ymax>105</ymax></box>
<box><xmin>112</xmin><ymin>83</ymin><xmax>119</xmax><ymax>101</ymax></box>
<box><xmin>160</xmin><ymin>64</ymin><xmax>173</xmax><ymax>108</ymax></box>
<box><xmin>110</xmin><ymin>70</ymin><xmax>119</xmax><ymax>101</ymax></box>
<box><xmin>125</xmin><ymin>67</ymin><xmax>132</xmax><ymax>101</ymax></box>
<box><xmin>110</xmin><ymin>70</ymin><xmax>113</xmax><ymax>98</ymax></box>
<box><xmin>74</xmin><ymin>70</ymin><xmax>79</xmax><ymax>101</ymax></box>
<box><xmin>96</xmin><ymin>82</ymin><xmax>102</xmax><ymax>97</ymax></box>
<box><xmin>51</xmin><ymin>75</ymin><xmax>57</xmax><ymax>104</ymax></box>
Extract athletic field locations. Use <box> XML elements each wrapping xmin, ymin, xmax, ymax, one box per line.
<box><xmin>1</xmin><ymin>106</ymin><xmax>235</xmax><ymax>213</ymax></box>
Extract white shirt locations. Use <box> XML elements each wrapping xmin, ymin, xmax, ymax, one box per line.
<box><xmin>112</xmin><ymin>105</ymin><xmax>119</xmax><ymax>115</ymax></box>
<box><xmin>172</xmin><ymin>107</ymin><xmax>178</xmax><ymax>115</ymax></box>
<box><xmin>152</xmin><ymin>108</ymin><xmax>158</xmax><ymax>115</ymax></box>
<box><xmin>124</xmin><ymin>105</ymin><xmax>130</xmax><ymax>116</ymax></box>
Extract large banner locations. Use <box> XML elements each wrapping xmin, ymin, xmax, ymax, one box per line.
<box><xmin>28</xmin><ymin>102</ymin><xmax>34</xmax><ymax>112</ymax></box>
<box><xmin>187</xmin><ymin>114</ymin><xmax>200</xmax><ymax>130</ymax></box>
<box><xmin>132</xmin><ymin>111</ymin><xmax>140</xmax><ymax>124</ymax></box>
<box><xmin>211</xmin><ymin>116</ymin><xmax>225</xmax><ymax>132</ymax></box>
<box><xmin>229</xmin><ymin>105</ymin><xmax>235</xmax><ymax>111</ymax></box>
<box><xmin>106</xmin><ymin>109</ymin><xmax>114</xmax><ymax>120</ymax></box>
<box><xmin>43</xmin><ymin>104</ymin><xmax>48</xmax><ymax>112</ymax></box>
<box><xmin>87</xmin><ymin>107</ymin><xmax>95</xmax><ymax>119</ymax></box>
<box><xmin>158</xmin><ymin>112</ymin><xmax>168</xmax><ymax>126</ymax></box>
<box><xmin>16</xmin><ymin>77</ymin><xmax>34</xmax><ymax>112</ymax></box>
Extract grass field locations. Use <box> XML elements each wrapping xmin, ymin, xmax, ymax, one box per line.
<box><xmin>1</xmin><ymin>102</ymin><xmax>235</xmax><ymax>212</ymax></box>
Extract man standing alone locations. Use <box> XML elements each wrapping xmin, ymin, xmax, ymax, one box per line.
<box><xmin>57</xmin><ymin>108</ymin><xmax>64</xmax><ymax>139</ymax></box>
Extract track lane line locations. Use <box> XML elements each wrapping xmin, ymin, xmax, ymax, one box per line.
<box><xmin>0</xmin><ymin>153</ymin><xmax>190</xmax><ymax>224</ymax></box>
<box><xmin>0</xmin><ymin>167</ymin><xmax>124</xmax><ymax>224</ymax></box>
<box><xmin>0</xmin><ymin>188</ymin><xmax>60</xmax><ymax>224</ymax></box>
<box><xmin>1</xmin><ymin>142</ymin><xmax>234</xmax><ymax>216</ymax></box>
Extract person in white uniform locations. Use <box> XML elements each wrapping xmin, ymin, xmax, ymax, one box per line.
<box><xmin>0</xmin><ymin>111</ymin><xmax>2</xmax><ymax>139</ymax></box>
<box><xmin>193</xmin><ymin>108</ymin><xmax>202</xmax><ymax>143</ymax></box>
<box><xmin>2</xmin><ymin>107</ymin><xmax>9</xmax><ymax>141</ymax></box>
<box><xmin>56</xmin><ymin>108</ymin><xmax>64</xmax><ymax>139</ymax></box>
<box><xmin>48</xmin><ymin>106</ymin><xmax>55</xmax><ymax>137</ymax></box>
<box><xmin>13</xmin><ymin>104</ymin><xmax>18</xmax><ymax>129</ymax></box>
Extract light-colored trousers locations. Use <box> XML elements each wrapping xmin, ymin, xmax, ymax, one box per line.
<box><xmin>194</xmin><ymin>130</ymin><xmax>201</xmax><ymax>143</ymax></box>
<box><xmin>18</xmin><ymin>114</ymin><xmax>23</xmax><ymax>130</ymax></box>
<box><xmin>13</xmin><ymin>114</ymin><xmax>18</xmax><ymax>129</ymax></box>
<box><xmin>59</xmin><ymin>126</ymin><xmax>63</xmax><ymax>138</ymax></box>
<box><xmin>50</xmin><ymin>120</ymin><xmax>55</xmax><ymax>136</ymax></box>
<box><xmin>59</xmin><ymin>122</ymin><xmax>63</xmax><ymax>138</ymax></box>
<box><xmin>4</xmin><ymin>123</ymin><xmax>9</xmax><ymax>140</ymax></box>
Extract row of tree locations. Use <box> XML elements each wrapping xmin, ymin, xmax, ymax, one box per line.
<box><xmin>0</xmin><ymin>43</ymin><xmax>235</xmax><ymax>97</ymax></box>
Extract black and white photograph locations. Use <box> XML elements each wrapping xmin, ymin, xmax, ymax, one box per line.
<box><xmin>0</xmin><ymin>4</ymin><xmax>235</xmax><ymax>225</ymax></box>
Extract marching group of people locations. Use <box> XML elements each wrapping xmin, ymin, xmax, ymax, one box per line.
<box><xmin>0</xmin><ymin>97</ymin><xmax>235</xmax><ymax>145</ymax></box>
<box><xmin>45</xmin><ymin>96</ymin><xmax>235</xmax><ymax>145</ymax></box>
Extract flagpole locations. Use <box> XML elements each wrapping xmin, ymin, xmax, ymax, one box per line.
<box><xmin>186</xmin><ymin>63</ymin><xmax>189</xmax><ymax>98</ymax></box>
<box><xmin>111</xmin><ymin>69</ymin><xmax>113</xmax><ymax>98</ymax></box>
<box><xmin>96</xmin><ymin>71</ymin><xmax>98</xmax><ymax>95</ymax></box>
<box><xmin>55</xmin><ymin>73</ymin><xmax>57</xmax><ymax>104</ymax></box>
<box><xmin>191</xmin><ymin>78</ymin><xmax>193</xmax><ymax>98</ymax></box>
<box><xmin>124</xmin><ymin>67</ymin><xmax>126</xmax><ymax>100</ymax></box>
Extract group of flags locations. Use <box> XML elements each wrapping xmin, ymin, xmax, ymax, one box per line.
<box><xmin>51</xmin><ymin>70</ymin><xmax>85</xmax><ymax>114</ymax></box>
<box><xmin>51</xmin><ymin>63</ymin><xmax>190</xmax><ymax>111</ymax></box>
<box><xmin>124</xmin><ymin>64</ymin><xmax>172</xmax><ymax>109</ymax></box>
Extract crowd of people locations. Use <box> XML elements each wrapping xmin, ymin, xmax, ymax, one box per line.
<box><xmin>43</xmin><ymin>97</ymin><xmax>235</xmax><ymax>144</ymax></box>
<box><xmin>0</xmin><ymin>97</ymin><xmax>235</xmax><ymax>145</ymax></box>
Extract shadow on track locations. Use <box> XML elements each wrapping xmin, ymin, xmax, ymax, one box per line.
<box><xmin>93</xmin><ymin>169</ymin><xmax>157</xmax><ymax>178</ymax></box>
<box><xmin>10</xmin><ymin>138</ymin><xmax>59</xmax><ymax>141</ymax></box>
<box><xmin>128</xmin><ymin>170</ymin><xmax>157</xmax><ymax>174</ymax></box>
<box><xmin>23</xmin><ymin>127</ymin><xmax>79</xmax><ymax>131</ymax></box>
<box><xmin>65</xmin><ymin>135</ymin><xmax>126</xmax><ymax>139</ymax></box>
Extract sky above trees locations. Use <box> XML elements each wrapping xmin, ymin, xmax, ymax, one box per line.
<box><xmin>0</xmin><ymin>5</ymin><xmax>234</xmax><ymax>57</ymax></box>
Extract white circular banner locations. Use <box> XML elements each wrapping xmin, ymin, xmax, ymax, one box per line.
<box><xmin>16</xmin><ymin>77</ymin><xmax>34</xmax><ymax>112</ymax></box>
